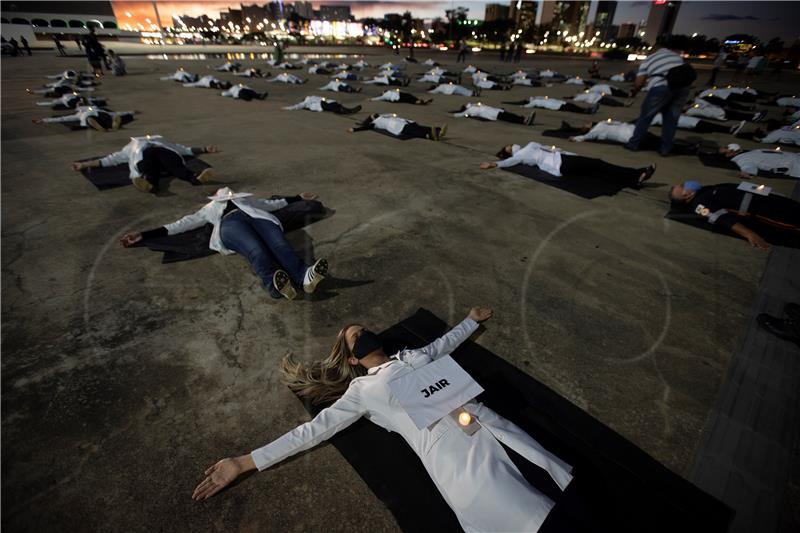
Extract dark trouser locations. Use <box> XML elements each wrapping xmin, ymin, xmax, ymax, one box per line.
<box><xmin>609</xmin><ymin>87</ymin><xmax>629</xmax><ymax>97</ymax></box>
<box><xmin>702</xmin><ymin>95</ymin><xmax>753</xmax><ymax>110</ymax></box>
<box><xmin>396</xmin><ymin>91</ymin><xmax>420</xmax><ymax>104</ymax></box>
<box><xmin>321</xmin><ymin>101</ymin><xmax>357</xmax><ymax>114</ymax></box>
<box><xmin>497</xmin><ymin>111</ymin><xmax>525</xmax><ymax>124</ymax></box>
<box><xmin>725</xmin><ymin>108</ymin><xmax>759</xmax><ymax>121</ymax></box>
<box><xmin>600</xmin><ymin>96</ymin><xmax>624</xmax><ymax>107</ymax></box>
<box><xmin>238</xmin><ymin>88</ymin><xmax>266</xmax><ymax>101</ymax></box>
<box><xmin>47</xmin><ymin>86</ymin><xmax>72</xmax><ymax>97</ymax></box>
<box><xmin>400</xmin><ymin>123</ymin><xmax>438</xmax><ymax>139</ymax></box>
<box><xmin>626</xmin><ymin>85</ymin><xmax>690</xmax><ymax>154</ymax></box>
<box><xmin>727</xmin><ymin>92</ymin><xmax>757</xmax><ymax>103</ymax></box>
<box><xmin>457</xmin><ymin>50</ymin><xmax>467</xmax><ymax>62</ymax></box>
<box><xmin>386</xmin><ymin>78</ymin><xmax>404</xmax><ymax>86</ymax></box>
<box><xmin>560</xmin><ymin>154</ymin><xmax>644</xmax><ymax>187</ymax></box>
<box><xmin>338</xmin><ymin>84</ymin><xmax>358</xmax><ymax>93</ymax></box>
<box><xmin>638</xmin><ymin>132</ymin><xmax>698</xmax><ymax>155</ymax></box>
<box><xmin>136</xmin><ymin>147</ymin><xmax>197</xmax><ymax>188</ymax></box>
<box><xmin>708</xmin><ymin>67</ymin><xmax>719</xmax><ymax>86</ymax></box>
<box><xmin>691</xmin><ymin>119</ymin><xmax>733</xmax><ymax>134</ymax></box>
<box><xmin>562</xmin><ymin>102</ymin><xmax>595</xmax><ymax>114</ymax></box>
<box><xmin>92</xmin><ymin>112</ymin><xmax>134</xmax><ymax>129</ymax></box>
<box><xmin>220</xmin><ymin>210</ymin><xmax>308</xmax><ymax>298</ymax></box>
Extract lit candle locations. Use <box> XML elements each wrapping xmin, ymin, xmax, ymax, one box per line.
<box><xmin>756</xmin><ymin>184</ymin><xmax>765</xmax><ymax>191</ymax></box>
<box><xmin>458</xmin><ymin>412</ymin><xmax>472</xmax><ymax>426</ymax></box>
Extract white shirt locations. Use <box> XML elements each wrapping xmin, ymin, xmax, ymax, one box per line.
<box><xmin>418</xmin><ymin>73</ymin><xmax>444</xmax><ymax>83</ymax></box>
<box><xmin>777</xmin><ymin>97</ymin><xmax>800</xmax><ymax>108</ymax></box>
<box><xmin>373</xmin><ymin>114</ymin><xmax>412</xmax><ymax>136</ymax></box>
<box><xmin>353</xmin><ymin>60</ymin><xmax>369</xmax><ymax>68</ymax></box>
<box><xmin>454</xmin><ymin>103</ymin><xmax>502</xmax><ymax>121</ymax></box>
<box><xmin>564</xmin><ymin>77</ymin><xmax>585</xmax><ymax>85</ymax></box>
<box><xmin>214</xmin><ymin>62</ymin><xmax>239</xmax><ymax>71</ymax></box>
<box><xmin>161</xmin><ymin>70</ymin><xmax>194</xmax><ymax>82</ymax></box>
<box><xmin>685</xmin><ymin>98</ymin><xmax>726</xmax><ymax>121</ymax></box>
<box><xmin>539</xmin><ymin>69</ymin><xmax>560</xmax><ymax>78</ymax></box>
<box><xmin>42</xmin><ymin>105</ymin><xmax>102</xmax><ymax>127</ymax></box>
<box><xmin>523</xmin><ymin>96</ymin><xmax>565</xmax><ymax>110</ymax></box>
<box><xmin>38</xmin><ymin>92</ymin><xmax>82</xmax><ymax>107</ymax></box>
<box><xmin>588</xmin><ymin>84</ymin><xmax>615</xmax><ymax>94</ymax></box>
<box><xmin>234</xmin><ymin>68</ymin><xmax>260</xmax><ymax>78</ymax></box>
<box><xmin>378</xmin><ymin>62</ymin><xmax>398</xmax><ymax>70</ymax></box>
<box><xmin>512</xmin><ymin>78</ymin><xmax>535</xmax><ymax>86</ymax></box>
<box><xmin>163</xmin><ymin>196</ymin><xmax>290</xmax><ymax>254</ymax></box>
<box><xmin>732</xmin><ymin>149</ymin><xmax>800</xmax><ymax>177</ymax></box>
<box><xmin>332</xmin><ymin>70</ymin><xmax>355</xmax><ymax>79</ymax></box>
<box><xmin>319</xmin><ymin>80</ymin><xmax>349</xmax><ymax>92</ymax></box>
<box><xmin>428</xmin><ymin>83</ymin><xmax>472</xmax><ymax>96</ymax></box>
<box><xmin>651</xmin><ymin>113</ymin><xmax>700</xmax><ymax>128</ymax></box>
<box><xmin>610</xmin><ymin>73</ymin><xmax>626</xmax><ymax>82</ymax></box>
<box><xmin>364</xmin><ymin>75</ymin><xmax>394</xmax><ymax>85</ymax></box>
<box><xmin>284</xmin><ymin>95</ymin><xmax>328</xmax><ymax>112</ymax></box>
<box><xmin>426</xmin><ymin>66</ymin><xmax>445</xmax><ymax>76</ymax></box>
<box><xmin>573</xmin><ymin>91</ymin><xmax>602</xmax><ymax>105</ymax></box>
<box><xmin>221</xmin><ymin>84</ymin><xmax>254</xmax><ymax>98</ymax></box>
<box><xmin>372</xmin><ymin>89</ymin><xmax>401</xmax><ymax>102</ymax></box>
<box><xmin>462</xmin><ymin>65</ymin><xmax>477</xmax><ymax>73</ymax></box>
<box><xmin>183</xmin><ymin>75</ymin><xmax>222</xmax><ymax>88</ymax></box>
<box><xmin>510</xmin><ymin>70</ymin><xmax>529</xmax><ymax>80</ymax></box>
<box><xmin>250</xmin><ymin>317</ymin><xmax>573</xmax><ymax>533</ymax></box>
<box><xmin>99</xmin><ymin>136</ymin><xmax>195</xmax><ymax>179</ymax></box>
<box><xmin>698</xmin><ymin>87</ymin><xmax>737</xmax><ymax>100</ymax></box>
<box><xmin>761</xmin><ymin>125</ymin><xmax>800</xmax><ymax>146</ymax></box>
<box><xmin>474</xmin><ymin>78</ymin><xmax>498</xmax><ymax>89</ymax></box>
<box><xmin>496</xmin><ymin>142</ymin><xmax>573</xmax><ymax>176</ymax></box>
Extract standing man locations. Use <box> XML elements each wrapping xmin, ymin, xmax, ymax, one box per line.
<box><xmin>457</xmin><ymin>39</ymin><xmax>469</xmax><ymax>63</ymax></box>
<box><xmin>74</xmin><ymin>36</ymin><xmax>82</xmax><ymax>51</ymax></box>
<box><xmin>514</xmin><ymin>42</ymin><xmax>523</xmax><ymax>63</ymax></box>
<box><xmin>20</xmin><ymin>36</ymin><xmax>31</xmax><ymax>56</ymax></box>
<box><xmin>625</xmin><ymin>42</ymin><xmax>695</xmax><ymax>156</ymax></box>
<box><xmin>499</xmin><ymin>42</ymin><xmax>506</xmax><ymax>62</ymax></box>
<box><xmin>54</xmin><ymin>35</ymin><xmax>66</xmax><ymax>56</ymax></box>
<box><xmin>708</xmin><ymin>46</ymin><xmax>727</xmax><ymax>86</ymax></box>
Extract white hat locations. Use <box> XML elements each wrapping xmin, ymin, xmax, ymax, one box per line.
<box><xmin>208</xmin><ymin>187</ymin><xmax>253</xmax><ymax>202</ymax></box>
<box><xmin>727</xmin><ymin>143</ymin><xmax>742</xmax><ymax>152</ymax></box>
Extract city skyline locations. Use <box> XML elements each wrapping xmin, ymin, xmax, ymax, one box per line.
<box><xmin>110</xmin><ymin>1</ymin><xmax>800</xmax><ymax>42</ymax></box>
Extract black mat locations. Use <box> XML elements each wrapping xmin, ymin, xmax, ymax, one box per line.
<box><xmin>78</xmin><ymin>155</ymin><xmax>211</xmax><ymax>191</ymax></box>
<box><xmin>372</xmin><ymin>128</ymin><xmax>416</xmax><ymax>141</ymax></box>
<box><xmin>665</xmin><ymin>207</ymin><xmax>800</xmax><ymax>248</ymax></box>
<box><xmin>502</xmin><ymin>164</ymin><xmax>628</xmax><ymax>199</ymax></box>
<box><xmin>133</xmin><ymin>199</ymin><xmax>330</xmax><ymax>263</ymax></box>
<box><xmin>293</xmin><ymin>308</ymin><xmax>733</xmax><ymax>533</ymax></box>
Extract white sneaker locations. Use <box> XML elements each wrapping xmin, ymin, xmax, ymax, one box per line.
<box><xmin>303</xmin><ymin>258</ymin><xmax>328</xmax><ymax>294</ymax></box>
<box><xmin>273</xmin><ymin>270</ymin><xmax>297</xmax><ymax>300</ymax></box>
<box><xmin>730</xmin><ymin>120</ymin><xmax>746</xmax><ymax>136</ymax></box>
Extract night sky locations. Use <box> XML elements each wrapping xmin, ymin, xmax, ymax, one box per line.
<box><xmin>111</xmin><ymin>1</ymin><xmax>800</xmax><ymax>42</ymax></box>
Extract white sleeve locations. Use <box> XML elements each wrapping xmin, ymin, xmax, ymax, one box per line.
<box><xmin>99</xmin><ymin>149</ymin><xmax>128</xmax><ymax>167</ymax></box>
<box><xmin>453</xmin><ymin>110</ymin><xmax>469</xmax><ymax>117</ymax></box>
<box><xmin>571</xmin><ymin>134</ymin><xmax>586</xmax><ymax>142</ymax></box>
<box><xmin>496</xmin><ymin>155</ymin><xmax>523</xmax><ymax>168</ymax></box>
<box><xmin>250</xmin><ymin>386</ymin><xmax>365</xmax><ymax>471</ymax></box>
<box><xmin>735</xmin><ymin>158</ymin><xmax>758</xmax><ymax>175</ymax></box>
<box><xmin>283</xmin><ymin>101</ymin><xmax>306</xmax><ymax>111</ymax></box>
<box><xmin>169</xmin><ymin>143</ymin><xmax>195</xmax><ymax>156</ymax></box>
<box><xmin>407</xmin><ymin>318</ymin><xmax>479</xmax><ymax>366</ymax></box>
<box><xmin>164</xmin><ymin>205</ymin><xmax>212</xmax><ymax>235</ymax></box>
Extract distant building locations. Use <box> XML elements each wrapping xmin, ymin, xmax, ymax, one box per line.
<box><xmin>593</xmin><ymin>1</ymin><xmax>617</xmax><ymax>42</ymax></box>
<box><xmin>484</xmin><ymin>3</ymin><xmax>510</xmax><ymax>22</ymax></box>
<box><xmin>219</xmin><ymin>8</ymin><xmax>243</xmax><ymax>28</ymax></box>
<box><xmin>642</xmin><ymin>0</ymin><xmax>681</xmax><ymax>45</ymax></box>
<box><xmin>617</xmin><ymin>22</ymin><xmax>636</xmax><ymax>40</ymax></box>
<box><xmin>0</xmin><ymin>1</ymin><xmax>138</xmax><ymax>41</ymax></box>
<box><xmin>173</xmin><ymin>13</ymin><xmax>211</xmax><ymax>30</ymax></box>
<box><xmin>290</xmin><ymin>1</ymin><xmax>313</xmax><ymax>20</ymax></box>
<box><xmin>540</xmin><ymin>1</ymin><xmax>591</xmax><ymax>37</ymax></box>
<box><xmin>240</xmin><ymin>4</ymin><xmax>269</xmax><ymax>26</ymax></box>
<box><xmin>508</xmin><ymin>0</ymin><xmax>538</xmax><ymax>36</ymax></box>
<box><xmin>317</xmin><ymin>5</ymin><xmax>351</xmax><ymax>21</ymax></box>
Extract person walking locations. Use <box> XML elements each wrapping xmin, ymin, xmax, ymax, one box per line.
<box><xmin>624</xmin><ymin>42</ymin><xmax>696</xmax><ymax>156</ymax></box>
<box><xmin>457</xmin><ymin>39</ymin><xmax>469</xmax><ymax>63</ymax></box>
<box><xmin>54</xmin><ymin>35</ymin><xmax>66</xmax><ymax>56</ymax></box>
<box><xmin>514</xmin><ymin>41</ymin><xmax>524</xmax><ymax>63</ymax></box>
<box><xmin>708</xmin><ymin>46</ymin><xmax>726</xmax><ymax>86</ymax></box>
<box><xmin>20</xmin><ymin>36</ymin><xmax>31</xmax><ymax>56</ymax></box>
<box><xmin>499</xmin><ymin>42</ymin><xmax>506</xmax><ymax>62</ymax></box>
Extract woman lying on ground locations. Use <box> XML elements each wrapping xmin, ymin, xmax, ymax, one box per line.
<box><xmin>348</xmin><ymin>113</ymin><xmax>447</xmax><ymax>141</ymax></box>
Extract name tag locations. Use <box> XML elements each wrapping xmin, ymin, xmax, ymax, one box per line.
<box><xmin>694</xmin><ymin>203</ymin><xmax>711</xmax><ymax>217</ymax></box>
<box><xmin>737</xmin><ymin>182</ymin><xmax>771</xmax><ymax>196</ymax></box>
<box><xmin>388</xmin><ymin>355</ymin><xmax>484</xmax><ymax>430</ymax></box>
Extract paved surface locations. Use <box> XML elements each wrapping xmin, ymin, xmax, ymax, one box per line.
<box><xmin>2</xmin><ymin>47</ymin><xmax>798</xmax><ymax>532</ymax></box>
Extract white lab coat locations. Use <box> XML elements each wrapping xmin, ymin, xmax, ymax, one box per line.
<box><xmin>98</xmin><ymin>136</ymin><xmax>195</xmax><ymax>179</ymax></box>
<box><xmin>418</xmin><ymin>73</ymin><xmax>444</xmax><ymax>83</ymax></box>
<box><xmin>373</xmin><ymin>114</ymin><xmax>412</xmax><ymax>136</ymax></box>
<box><xmin>160</xmin><ymin>70</ymin><xmax>195</xmax><ymax>82</ymax></box>
<box><xmin>523</xmin><ymin>96</ymin><xmax>565</xmax><ymax>110</ymax></box>
<box><xmin>685</xmin><ymin>99</ymin><xmax>727</xmax><ymax>121</ymax></box>
<box><xmin>283</xmin><ymin>96</ymin><xmax>328</xmax><ymax>112</ymax></box>
<box><xmin>651</xmin><ymin>113</ymin><xmax>700</xmax><ymax>129</ymax></box>
<box><xmin>573</xmin><ymin>120</ymin><xmax>634</xmax><ymax>144</ymax></box>
<box><xmin>538</xmin><ymin>69</ymin><xmax>560</xmax><ymax>78</ymax></box>
<box><xmin>588</xmin><ymin>84</ymin><xmax>615</xmax><ymax>94</ymax></box>
<box><xmin>564</xmin><ymin>77</ymin><xmax>585</xmax><ymax>85</ymax></box>
<box><xmin>251</xmin><ymin>318</ymin><xmax>573</xmax><ymax>533</ymax></box>
<box><xmin>610</xmin><ymin>73</ymin><xmax>625</xmax><ymax>82</ymax></box>
<box><xmin>266</xmin><ymin>73</ymin><xmax>303</xmax><ymax>84</ymax></box>
<box><xmin>214</xmin><ymin>62</ymin><xmax>239</xmax><ymax>72</ymax></box>
<box><xmin>510</xmin><ymin>70</ymin><xmax>529</xmax><ymax>80</ymax></box>
<box><xmin>319</xmin><ymin>80</ymin><xmax>349</xmax><ymax>92</ymax></box>
<box><xmin>162</xmin><ymin>195</ymin><xmax>289</xmax><ymax>254</ymax></box>
<box><xmin>372</xmin><ymin>89</ymin><xmax>401</xmax><ymax>102</ymax></box>
<box><xmin>183</xmin><ymin>75</ymin><xmax>222</xmax><ymax>88</ymax></box>
<box><xmin>234</xmin><ymin>68</ymin><xmax>261</xmax><ymax>78</ymax></box>
<box><xmin>496</xmin><ymin>142</ymin><xmax>574</xmax><ymax>176</ymax></box>
<box><xmin>760</xmin><ymin>125</ymin><xmax>800</xmax><ymax>146</ymax></box>
<box><xmin>474</xmin><ymin>78</ymin><xmax>499</xmax><ymax>89</ymax></box>
<box><xmin>429</xmin><ymin>83</ymin><xmax>472</xmax><ymax>96</ymax></box>
<box><xmin>454</xmin><ymin>103</ymin><xmax>503</xmax><ymax>121</ymax></box>
<box><xmin>37</xmin><ymin>92</ymin><xmax>81</xmax><ymax>107</ymax></box>
<box><xmin>573</xmin><ymin>91</ymin><xmax>603</xmax><ymax>105</ymax></box>
<box><xmin>42</xmin><ymin>106</ymin><xmax>130</xmax><ymax>127</ymax></box>
<box><xmin>512</xmin><ymin>77</ymin><xmax>535</xmax><ymax>86</ymax></box>
<box><xmin>221</xmin><ymin>84</ymin><xmax>254</xmax><ymax>98</ymax></box>
<box><xmin>462</xmin><ymin>65</ymin><xmax>477</xmax><ymax>73</ymax></box>
<box><xmin>777</xmin><ymin>97</ymin><xmax>800</xmax><ymax>108</ymax></box>
<box><xmin>364</xmin><ymin>75</ymin><xmax>395</xmax><ymax>85</ymax></box>
<box><xmin>732</xmin><ymin>150</ymin><xmax>800</xmax><ymax>177</ymax></box>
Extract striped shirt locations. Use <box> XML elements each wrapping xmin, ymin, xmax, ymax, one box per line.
<box><xmin>638</xmin><ymin>48</ymin><xmax>685</xmax><ymax>90</ymax></box>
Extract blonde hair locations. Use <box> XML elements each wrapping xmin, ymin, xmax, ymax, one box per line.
<box><xmin>280</xmin><ymin>324</ymin><xmax>367</xmax><ymax>405</ymax></box>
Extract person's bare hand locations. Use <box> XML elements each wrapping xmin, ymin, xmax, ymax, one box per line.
<box><xmin>300</xmin><ymin>192</ymin><xmax>318</xmax><ymax>200</ymax></box>
<box><xmin>746</xmin><ymin>234</ymin><xmax>771</xmax><ymax>251</ymax></box>
<box><xmin>120</xmin><ymin>232</ymin><xmax>142</xmax><ymax>247</ymax></box>
<box><xmin>32</xmin><ymin>118</ymin><xmax>43</xmax><ymax>124</ymax></box>
<box><xmin>739</xmin><ymin>172</ymin><xmax>753</xmax><ymax>180</ymax></box>
<box><xmin>71</xmin><ymin>161</ymin><xmax>84</xmax><ymax>171</ymax></box>
<box><xmin>468</xmin><ymin>306</ymin><xmax>493</xmax><ymax>323</ymax></box>
<box><xmin>192</xmin><ymin>458</ymin><xmax>242</xmax><ymax>501</ymax></box>
<box><xmin>205</xmin><ymin>145</ymin><xmax>219</xmax><ymax>154</ymax></box>
<box><xmin>347</xmin><ymin>127</ymin><xmax>355</xmax><ymax>133</ymax></box>
<box><xmin>479</xmin><ymin>162</ymin><xmax>496</xmax><ymax>169</ymax></box>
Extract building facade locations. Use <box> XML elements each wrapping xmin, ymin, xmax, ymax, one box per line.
<box><xmin>484</xmin><ymin>3</ymin><xmax>510</xmax><ymax>22</ymax></box>
<box><xmin>593</xmin><ymin>1</ymin><xmax>617</xmax><ymax>42</ymax></box>
<box><xmin>508</xmin><ymin>0</ymin><xmax>538</xmax><ymax>38</ymax></box>
<box><xmin>642</xmin><ymin>0</ymin><xmax>681</xmax><ymax>45</ymax></box>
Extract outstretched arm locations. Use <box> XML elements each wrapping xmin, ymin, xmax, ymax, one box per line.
<box><xmin>192</xmin><ymin>387</ymin><xmax>365</xmax><ymax>500</ymax></box>
<box><xmin>731</xmin><ymin>222</ymin><xmax>771</xmax><ymax>251</ymax></box>
<box><xmin>404</xmin><ymin>307</ymin><xmax>492</xmax><ymax>368</ymax></box>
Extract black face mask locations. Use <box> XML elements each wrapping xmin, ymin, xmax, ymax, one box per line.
<box><xmin>352</xmin><ymin>330</ymin><xmax>382</xmax><ymax>359</ymax></box>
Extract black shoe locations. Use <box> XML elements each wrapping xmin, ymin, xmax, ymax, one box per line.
<box><xmin>757</xmin><ymin>313</ymin><xmax>800</xmax><ymax>346</ymax></box>
<box><xmin>785</xmin><ymin>303</ymin><xmax>800</xmax><ymax>321</ymax></box>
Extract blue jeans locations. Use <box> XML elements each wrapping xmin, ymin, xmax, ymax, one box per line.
<box><xmin>626</xmin><ymin>85</ymin><xmax>690</xmax><ymax>155</ymax></box>
<box><xmin>220</xmin><ymin>210</ymin><xmax>307</xmax><ymax>298</ymax></box>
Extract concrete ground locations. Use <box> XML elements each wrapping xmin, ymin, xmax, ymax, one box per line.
<box><xmin>2</xmin><ymin>47</ymin><xmax>798</xmax><ymax>532</ymax></box>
